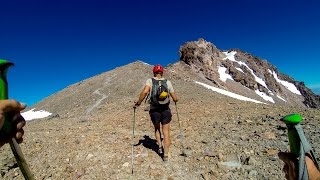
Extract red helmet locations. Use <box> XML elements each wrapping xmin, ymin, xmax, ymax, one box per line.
<box><xmin>153</xmin><ymin>64</ymin><xmax>164</xmax><ymax>73</ymax></box>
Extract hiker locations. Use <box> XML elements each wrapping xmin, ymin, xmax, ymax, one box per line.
<box><xmin>134</xmin><ymin>64</ymin><xmax>178</xmax><ymax>161</ymax></box>
<box><xmin>279</xmin><ymin>152</ymin><xmax>320</xmax><ymax>180</ymax></box>
<box><xmin>0</xmin><ymin>99</ymin><xmax>26</xmax><ymax>147</ymax></box>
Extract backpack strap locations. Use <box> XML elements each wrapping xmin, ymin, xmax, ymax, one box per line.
<box><xmin>144</xmin><ymin>92</ymin><xmax>149</xmax><ymax>103</ymax></box>
<box><xmin>151</xmin><ymin>78</ymin><xmax>159</xmax><ymax>105</ymax></box>
<box><xmin>295</xmin><ymin>124</ymin><xmax>319</xmax><ymax>180</ymax></box>
<box><xmin>163</xmin><ymin>79</ymin><xmax>167</xmax><ymax>88</ymax></box>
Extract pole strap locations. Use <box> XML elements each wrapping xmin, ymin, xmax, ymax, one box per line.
<box><xmin>295</xmin><ymin>124</ymin><xmax>319</xmax><ymax>180</ymax></box>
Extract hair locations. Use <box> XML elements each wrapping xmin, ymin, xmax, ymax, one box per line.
<box><xmin>153</xmin><ymin>72</ymin><xmax>163</xmax><ymax>77</ymax></box>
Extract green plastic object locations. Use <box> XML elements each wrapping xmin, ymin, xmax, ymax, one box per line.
<box><xmin>280</xmin><ymin>113</ymin><xmax>303</xmax><ymax>157</ymax></box>
<box><xmin>0</xmin><ymin>59</ymin><xmax>14</xmax><ymax>99</ymax></box>
<box><xmin>0</xmin><ymin>59</ymin><xmax>34</xmax><ymax>180</ymax></box>
<box><xmin>281</xmin><ymin>113</ymin><xmax>302</xmax><ymax>125</ymax></box>
<box><xmin>0</xmin><ymin>59</ymin><xmax>14</xmax><ymax>135</ymax></box>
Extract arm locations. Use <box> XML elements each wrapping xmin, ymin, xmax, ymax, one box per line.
<box><xmin>134</xmin><ymin>85</ymin><xmax>150</xmax><ymax>107</ymax></box>
<box><xmin>166</xmin><ymin>80</ymin><xmax>178</xmax><ymax>103</ymax></box>
<box><xmin>170</xmin><ymin>92</ymin><xmax>178</xmax><ymax>102</ymax></box>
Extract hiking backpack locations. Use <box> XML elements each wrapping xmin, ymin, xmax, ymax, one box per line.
<box><xmin>150</xmin><ymin>78</ymin><xmax>170</xmax><ymax>107</ymax></box>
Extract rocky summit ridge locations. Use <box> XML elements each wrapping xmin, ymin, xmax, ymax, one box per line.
<box><xmin>179</xmin><ymin>38</ymin><xmax>320</xmax><ymax>108</ymax></box>
<box><xmin>0</xmin><ymin>39</ymin><xmax>319</xmax><ymax>180</ymax></box>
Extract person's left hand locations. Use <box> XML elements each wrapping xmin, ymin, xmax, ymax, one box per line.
<box><xmin>279</xmin><ymin>152</ymin><xmax>320</xmax><ymax>180</ymax></box>
<box><xmin>0</xmin><ymin>99</ymin><xmax>26</xmax><ymax>147</ymax></box>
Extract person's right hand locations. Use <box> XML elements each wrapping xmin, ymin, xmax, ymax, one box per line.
<box><xmin>0</xmin><ymin>99</ymin><xmax>26</xmax><ymax>147</ymax></box>
<box><xmin>133</xmin><ymin>101</ymin><xmax>140</xmax><ymax>109</ymax></box>
<box><xmin>278</xmin><ymin>152</ymin><xmax>320</xmax><ymax>180</ymax></box>
<box><xmin>169</xmin><ymin>92</ymin><xmax>178</xmax><ymax>103</ymax></box>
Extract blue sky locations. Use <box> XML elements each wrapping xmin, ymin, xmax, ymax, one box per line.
<box><xmin>1</xmin><ymin>0</ymin><xmax>319</xmax><ymax>106</ymax></box>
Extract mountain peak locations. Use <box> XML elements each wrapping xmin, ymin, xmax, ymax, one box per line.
<box><xmin>179</xmin><ymin>39</ymin><xmax>320</xmax><ymax>108</ymax></box>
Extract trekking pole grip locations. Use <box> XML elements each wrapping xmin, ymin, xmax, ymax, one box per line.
<box><xmin>0</xmin><ymin>59</ymin><xmax>34</xmax><ymax>180</ymax></box>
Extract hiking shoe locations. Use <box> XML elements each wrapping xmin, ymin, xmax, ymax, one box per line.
<box><xmin>163</xmin><ymin>152</ymin><xmax>170</xmax><ymax>162</ymax></box>
<box><xmin>163</xmin><ymin>155</ymin><xmax>168</xmax><ymax>162</ymax></box>
<box><xmin>158</xmin><ymin>146</ymin><xmax>163</xmax><ymax>154</ymax></box>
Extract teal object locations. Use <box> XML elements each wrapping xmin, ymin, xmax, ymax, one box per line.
<box><xmin>280</xmin><ymin>113</ymin><xmax>302</xmax><ymax>156</ymax></box>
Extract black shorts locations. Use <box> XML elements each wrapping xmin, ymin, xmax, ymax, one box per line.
<box><xmin>149</xmin><ymin>108</ymin><xmax>172</xmax><ymax>125</ymax></box>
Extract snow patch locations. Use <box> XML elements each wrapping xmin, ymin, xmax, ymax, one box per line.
<box><xmin>235</xmin><ymin>67</ymin><xmax>244</xmax><ymax>73</ymax></box>
<box><xmin>223</xmin><ymin>51</ymin><xmax>271</xmax><ymax>92</ymax></box>
<box><xmin>218</xmin><ymin>66</ymin><xmax>233</xmax><ymax>82</ymax></box>
<box><xmin>255</xmin><ymin>90</ymin><xmax>275</xmax><ymax>103</ymax></box>
<box><xmin>195</xmin><ymin>81</ymin><xmax>265</xmax><ymax>104</ymax></box>
<box><xmin>269</xmin><ymin>70</ymin><xmax>301</xmax><ymax>95</ymax></box>
<box><xmin>223</xmin><ymin>51</ymin><xmax>237</xmax><ymax>61</ymax></box>
<box><xmin>249</xmin><ymin>69</ymin><xmax>269</xmax><ymax>91</ymax></box>
<box><xmin>277</xmin><ymin>95</ymin><xmax>287</xmax><ymax>102</ymax></box>
<box><xmin>21</xmin><ymin>108</ymin><xmax>52</xmax><ymax>121</ymax></box>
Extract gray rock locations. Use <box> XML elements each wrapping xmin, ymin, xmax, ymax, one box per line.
<box><xmin>248</xmin><ymin>170</ymin><xmax>258</xmax><ymax>177</ymax></box>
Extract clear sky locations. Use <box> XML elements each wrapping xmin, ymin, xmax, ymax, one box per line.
<box><xmin>1</xmin><ymin>0</ymin><xmax>320</xmax><ymax>106</ymax></box>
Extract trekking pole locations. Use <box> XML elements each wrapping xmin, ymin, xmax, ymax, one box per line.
<box><xmin>0</xmin><ymin>59</ymin><xmax>34</xmax><ymax>180</ymax></box>
<box><xmin>174</xmin><ymin>102</ymin><xmax>182</xmax><ymax>130</ymax></box>
<box><xmin>143</xmin><ymin>93</ymin><xmax>152</xmax><ymax>129</ymax></box>
<box><xmin>174</xmin><ymin>102</ymin><xmax>183</xmax><ymax>139</ymax></box>
<box><xmin>280</xmin><ymin>114</ymin><xmax>319</xmax><ymax>180</ymax></box>
<box><xmin>174</xmin><ymin>102</ymin><xmax>186</xmax><ymax>161</ymax></box>
<box><xmin>131</xmin><ymin>107</ymin><xmax>136</xmax><ymax>174</ymax></box>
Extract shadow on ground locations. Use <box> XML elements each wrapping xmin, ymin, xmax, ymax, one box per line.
<box><xmin>135</xmin><ymin>135</ymin><xmax>163</xmax><ymax>158</ymax></box>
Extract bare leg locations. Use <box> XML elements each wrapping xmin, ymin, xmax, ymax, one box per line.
<box><xmin>162</xmin><ymin>123</ymin><xmax>171</xmax><ymax>157</ymax></box>
<box><xmin>153</xmin><ymin>122</ymin><xmax>162</xmax><ymax>149</ymax></box>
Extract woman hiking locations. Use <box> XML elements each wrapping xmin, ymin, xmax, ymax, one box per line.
<box><xmin>134</xmin><ymin>64</ymin><xmax>178</xmax><ymax>161</ymax></box>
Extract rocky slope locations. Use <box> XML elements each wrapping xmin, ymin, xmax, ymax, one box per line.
<box><xmin>179</xmin><ymin>38</ymin><xmax>320</xmax><ymax>108</ymax></box>
<box><xmin>1</xmin><ymin>41</ymin><xmax>320</xmax><ymax>179</ymax></box>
